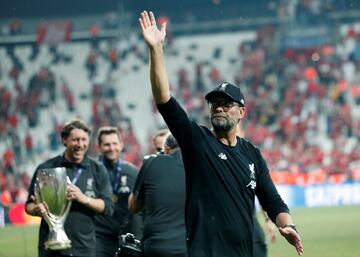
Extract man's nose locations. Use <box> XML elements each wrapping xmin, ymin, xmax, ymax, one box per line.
<box><xmin>213</xmin><ymin>104</ymin><xmax>225</xmax><ymax>111</ymax></box>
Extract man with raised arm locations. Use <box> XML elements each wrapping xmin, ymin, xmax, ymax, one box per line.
<box><xmin>138</xmin><ymin>11</ymin><xmax>303</xmax><ymax>257</ymax></box>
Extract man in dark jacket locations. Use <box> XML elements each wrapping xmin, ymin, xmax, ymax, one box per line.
<box><xmin>129</xmin><ymin>133</ymin><xmax>186</xmax><ymax>257</ymax></box>
<box><xmin>137</xmin><ymin>10</ymin><xmax>303</xmax><ymax>257</ymax></box>
<box><xmin>94</xmin><ymin>126</ymin><xmax>142</xmax><ymax>257</ymax></box>
<box><xmin>25</xmin><ymin>119</ymin><xmax>113</xmax><ymax>257</ymax></box>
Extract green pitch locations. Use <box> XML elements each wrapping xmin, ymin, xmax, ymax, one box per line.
<box><xmin>0</xmin><ymin>224</ymin><xmax>38</xmax><ymax>257</ymax></box>
<box><xmin>0</xmin><ymin>205</ymin><xmax>359</xmax><ymax>257</ymax></box>
<box><xmin>264</xmin><ymin>205</ymin><xmax>360</xmax><ymax>257</ymax></box>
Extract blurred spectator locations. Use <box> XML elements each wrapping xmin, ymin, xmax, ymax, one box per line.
<box><xmin>24</xmin><ymin>132</ymin><xmax>34</xmax><ymax>162</ymax></box>
<box><xmin>9</xmin><ymin>18</ymin><xmax>22</xmax><ymax>35</ymax></box>
<box><xmin>3</xmin><ymin>149</ymin><xmax>14</xmax><ymax>174</ymax></box>
<box><xmin>0</xmin><ymin>203</ymin><xmax>4</xmax><ymax>228</ymax></box>
<box><xmin>89</xmin><ymin>24</ymin><xmax>100</xmax><ymax>49</ymax></box>
<box><xmin>0</xmin><ymin>189</ymin><xmax>12</xmax><ymax>208</ymax></box>
<box><xmin>29</xmin><ymin>43</ymin><xmax>40</xmax><ymax>61</ymax></box>
<box><xmin>61</xmin><ymin>78</ymin><xmax>76</xmax><ymax>112</ymax></box>
<box><xmin>158</xmin><ymin>15</ymin><xmax>174</xmax><ymax>46</ymax></box>
<box><xmin>8</xmin><ymin>64</ymin><xmax>21</xmax><ymax>81</ymax></box>
<box><xmin>49</xmin><ymin>128</ymin><xmax>60</xmax><ymax>152</ymax></box>
<box><xmin>352</xmin><ymin>83</ymin><xmax>360</xmax><ymax>105</ymax></box>
<box><xmin>49</xmin><ymin>45</ymin><xmax>61</xmax><ymax>64</ymax></box>
<box><xmin>103</xmin><ymin>11</ymin><xmax>118</xmax><ymax>30</ymax></box>
<box><xmin>0</xmin><ymin>86</ymin><xmax>12</xmax><ymax>118</ymax></box>
<box><xmin>10</xmin><ymin>131</ymin><xmax>22</xmax><ymax>165</ymax></box>
<box><xmin>0</xmin><ymin>171</ymin><xmax>6</xmax><ymax>191</ymax></box>
<box><xmin>108</xmin><ymin>48</ymin><xmax>119</xmax><ymax>70</ymax></box>
<box><xmin>15</xmin><ymin>180</ymin><xmax>28</xmax><ymax>204</ymax></box>
<box><xmin>86</xmin><ymin>50</ymin><xmax>97</xmax><ymax>79</ymax></box>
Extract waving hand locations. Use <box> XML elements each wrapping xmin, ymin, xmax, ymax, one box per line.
<box><xmin>139</xmin><ymin>11</ymin><xmax>167</xmax><ymax>47</ymax></box>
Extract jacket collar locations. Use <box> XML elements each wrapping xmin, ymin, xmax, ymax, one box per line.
<box><xmin>61</xmin><ymin>153</ymin><xmax>91</xmax><ymax>168</ymax></box>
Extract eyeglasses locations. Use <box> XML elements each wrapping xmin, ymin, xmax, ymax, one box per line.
<box><xmin>208</xmin><ymin>100</ymin><xmax>241</xmax><ymax>110</ymax></box>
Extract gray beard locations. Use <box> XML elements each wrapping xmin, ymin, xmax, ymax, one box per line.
<box><xmin>211</xmin><ymin>116</ymin><xmax>235</xmax><ymax>133</ymax></box>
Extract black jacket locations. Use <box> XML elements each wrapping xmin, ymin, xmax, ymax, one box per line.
<box><xmin>26</xmin><ymin>154</ymin><xmax>113</xmax><ymax>257</ymax></box>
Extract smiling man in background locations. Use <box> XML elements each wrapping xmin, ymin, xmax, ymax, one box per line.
<box><xmin>25</xmin><ymin>119</ymin><xmax>113</xmax><ymax>257</ymax></box>
<box><xmin>94</xmin><ymin>126</ymin><xmax>142</xmax><ymax>257</ymax></box>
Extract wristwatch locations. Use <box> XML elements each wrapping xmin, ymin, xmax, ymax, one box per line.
<box><xmin>283</xmin><ymin>224</ymin><xmax>298</xmax><ymax>234</ymax></box>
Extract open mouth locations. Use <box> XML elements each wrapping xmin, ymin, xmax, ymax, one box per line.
<box><xmin>73</xmin><ymin>149</ymin><xmax>84</xmax><ymax>155</ymax></box>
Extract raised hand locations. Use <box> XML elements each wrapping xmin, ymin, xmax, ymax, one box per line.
<box><xmin>139</xmin><ymin>11</ymin><xmax>166</xmax><ymax>47</ymax></box>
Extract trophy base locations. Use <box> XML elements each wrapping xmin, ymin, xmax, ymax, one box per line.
<box><xmin>45</xmin><ymin>240</ymin><xmax>72</xmax><ymax>250</ymax></box>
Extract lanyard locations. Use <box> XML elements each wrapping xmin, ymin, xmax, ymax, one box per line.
<box><xmin>112</xmin><ymin>161</ymin><xmax>123</xmax><ymax>194</ymax></box>
<box><xmin>71</xmin><ymin>168</ymin><xmax>83</xmax><ymax>185</ymax></box>
<box><xmin>62</xmin><ymin>154</ymin><xmax>84</xmax><ymax>185</ymax></box>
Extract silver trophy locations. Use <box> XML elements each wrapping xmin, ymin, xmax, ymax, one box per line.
<box><xmin>35</xmin><ymin>167</ymin><xmax>72</xmax><ymax>250</ymax></box>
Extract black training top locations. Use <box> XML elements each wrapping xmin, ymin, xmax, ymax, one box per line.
<box><xmin>133</xmin><ymin>149</ymin><xmax>187</xmax><ymax>257</ymax></box>
<box><xmin>95</xmin><ymin>159</ymin><xmax>140</xmax><ymax>237</ymax></box>
<box><xmin>158</xmin><ymin>97</ymin><xmax>289</xmax><ymax>257</ymax></box>
<box><xmin>26</xmin><ymin>155</ymin><xmax>113</xmax><ymax>257</ymax></box>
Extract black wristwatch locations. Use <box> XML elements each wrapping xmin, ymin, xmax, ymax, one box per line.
<box><xmin>283</xmin><ymin>224</ymin><xmax>298</xmax><ymax>234</ymax></box>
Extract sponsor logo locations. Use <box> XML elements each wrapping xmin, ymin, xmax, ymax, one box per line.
<box><xmin>86</xmin><ymin>178</ymin><xmax>93</xmax><ymax>190</ymax></box>
<box><xmin>246</xmin><ymin>181</ymin><xmax>257</xmax><ymax>190</ymax></box>
<box><xmin>85</xmin><ymin>178</ymin><xmax>95</xmax><ymax>197</ymax></box>
<box><xmin>218</xmin><ymin>152</ymin><xmax>227</xmax><ymax>160</ymax></box>
<box><xmin>219</xmin><ymin>82</ymin><xmax>228</xmax><ymax>91</ymax></box>
<box><xmin>119</xmin><ymin>176</ymin><xmax>130</xmax><ymax>193</ymax></box>
<box><xmin>249</xmin><ymin>163</ymin><xmax>255</xmax><ymax>179</ymax></box>
<box><xmin>246</xmin><ymin>163</ymin><xmax>256</xmax><ymax>190</ymax></box>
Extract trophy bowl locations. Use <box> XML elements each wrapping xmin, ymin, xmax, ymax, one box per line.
<box><xmin>35</xmin><ymin>167</ymin><xmax>72</xmax><ymax>250</ymax></box>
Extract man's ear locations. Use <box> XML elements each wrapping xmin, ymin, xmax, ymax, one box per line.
<box><xmin>164</xmin><ymin>146</ymin><xmax>171</xmax><ymax>154</ymax></box>
<box><xmin>119</xmin><ymin>141</ymin><xmax>125</xmax><ymax>152</ymax></box>
<box><xmin>239</xmin><ymin>107</ymin><xmax>246</xmax><ymax>118</ymax></box>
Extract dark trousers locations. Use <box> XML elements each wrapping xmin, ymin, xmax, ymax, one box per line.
<box><xmin>144</xmin><ymin>244</ymin><xmax>186</xmax><ymax>257</ymax></box>
<box><xmin>39</xmin><ymin>249</ymin><xmax>72</xmax><ymax>257</ymax></box>
<box><xmin>144</xmin><ymin>249</ymin><xmax>186</xmax><ymax>257</ymax></box>
<box><xmin>96</xmin><ymin>233</ymin><xmax>119</xmax><ymax>257</ymax></box>
<box><xmin>39</xmin><ymin>248</ymin><xmax>94</xmax><ymax>257</ymax></box>
<box><xmin>253</xmin><ymin>217</ymin><xmax>267</xmax><ymax>257</ymax></box>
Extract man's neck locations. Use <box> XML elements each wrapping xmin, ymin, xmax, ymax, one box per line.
<box><xmin>102</xmin><ymin>157</ymin><xmax>120</xmax><ymax>166</ymax></box>
<box><xmin>212</xmin><ymin>129</ymin><xmax>238</xmax><ymax>146</ymax></box>
<box><xmin>64</xmin><ymin>152</ymin><xmax>83</xmax><ymax>164</ymax></box>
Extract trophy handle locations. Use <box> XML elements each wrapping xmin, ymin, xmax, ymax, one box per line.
<box><xmin>60</xmin><ymin>176</ymin><xmax>72</xmax><ymax>223</ymax></box>
<box><xmin>60</xmin><ymin>200</ymin><xmax>72</xmax><ymax>223</ymax></box>
<box><xmin>34</xmin><ymin>181</ymin><xmax>56</xmax><ymax>228</ymax></box>
<box><xmin>34</xmin><ymin>180</ymin><xmax>42</xmax><ymax>204</ymax></box>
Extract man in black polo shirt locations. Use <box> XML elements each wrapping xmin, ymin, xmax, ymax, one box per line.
<box><xmin>25</xmin><ymin>119</ymin><xmax>113</xmax><ymax>257</ymax></box>
<box><xmin>152</xmin><ymin>128</ymin><xmax>169</xmax><ymax>153</ymax></box>
<box><xmin>128</xmin><ymin>133</ymin><xmax>186</xmax><ymax>257</ymax></box>
<box><xmin>138</xmin><ymin>11</ymin><xmax>303</xmax><ymax>257</ymax></box>
<box><xmin>94</xmin><ymin>126</ymin><xmax>142</xmax><ymax>257</ymax></box>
